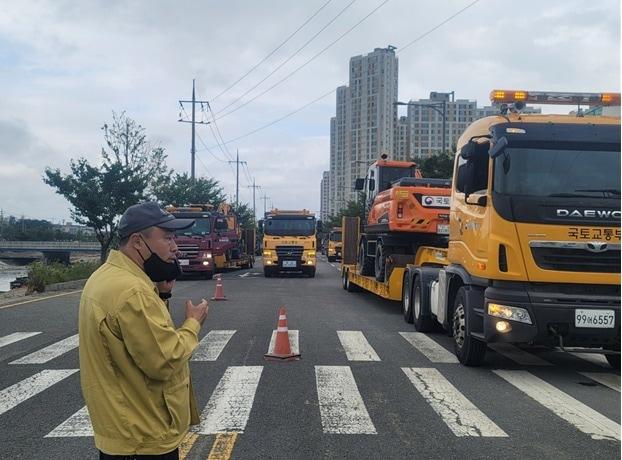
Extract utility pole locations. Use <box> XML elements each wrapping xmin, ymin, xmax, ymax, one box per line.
<box><xmin>228</xmin><ymin>150</ymin><xmax>246</xmax><ymax>207</ymax></box>
<box><xmin>247</xmin><ymin>179</ymin><xmax>261</xmax><ymax>223</ymax></box>
<box><xmin>178</xmin><ymin>79</ymin><xmax>210</xmax><ymax>181</ymax></box>
<box><xmin>260</xmin><ymin>193</ymin><xmax>271</xmax><ymax>216</ymax></box>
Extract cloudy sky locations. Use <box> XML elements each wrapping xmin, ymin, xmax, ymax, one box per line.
<box><xmin>0</xmin><ymin>0</ymin><xmax>619</xmax><ymax>224</ymax></box>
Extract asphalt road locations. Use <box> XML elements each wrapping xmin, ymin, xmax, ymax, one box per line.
<box><xmin>0</xmin><ymin>257</ymin><xmax>620</xmax><ymax>459</ymax></box>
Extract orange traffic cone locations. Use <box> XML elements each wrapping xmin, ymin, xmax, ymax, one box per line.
<box><xmin>211</xmin><ymin>274</ymin><xmax>227</xmax><ymax>301</ymax></box>
<box><xmin>265</xmin><ymin>307</ymin><xmax>300</xmax><ymax>361</ymax></box>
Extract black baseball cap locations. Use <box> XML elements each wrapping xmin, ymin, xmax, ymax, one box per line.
<box><xmin>118</xmin><ymin>202</ymin><xmax>195</xmax><ymax>238</ymax></box>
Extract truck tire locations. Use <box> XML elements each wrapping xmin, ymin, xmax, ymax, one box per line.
<box><xmin>343</xmin><ymin>269</ymin><xmax>360</xmax><ymax>292</ymax></box>
<box><xmin>452</xmin><ymin>287</ymin><xmax>486</xmax><ymax>366</ymax></box>
<box><xmin>341</xmin><ymin>269</ymin><xmax>348</xmax><ymax>290</ymax></box>
<box><xmin>328</xmin><ymin>256</ymin><xmax>335</xmax><ymax>262</ymax></box>
<box><xmin>204</xmin><ymin>271</ymin><xmax>214</xmax><ymax>280</ymax></box>
<box><xmin>306</xmin><ymin>267</ymin><xmax>316</xmax><ymax>278</ymax></box>
<box><xmin>374</xmin><ymin>241</ymin><xmax>386</xmax><ymax>282</ymax></box>
<box><xmin>357</xmin><ymin>240</ymin><xmax>374</xmax><ymax>276</ymax></box>
<box><xmin>402</xmin><ymin>273</ymin><xmax>414</xmax><ymax>323</ymax></box>
<box><xmin>413</xmin><ymin>275</ymin><xmax>434</xmax><ymax>332</ymax></box>
<box><xmin>264</xmin><ymin>267</ymin><xmax>272</xmax><ymax>278</ymax></box>
<box><xmin>605</xmin><ymin>346</ymin><xmax>620</xmax><ymax>369</ymax></box>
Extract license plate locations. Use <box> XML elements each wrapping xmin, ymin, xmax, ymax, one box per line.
<box><xmin>179</xmin><ymin>259</ymin><xmax>189</xmax><ymax>266</ymax></box>
<box><xmin>437</xmin><ymin>224</ymin><xmax>450</xmax><ymax>235</ymax></box>
<box><xmin>422</xmin><ymin>195</ymin><xmax>451</xmax><ymax>208</ymax></box>
<box><xmin>575</xmin><ymin>309</ymin><xmax>615</xmax><ymax>328</ymax></box>
<box><xmin>282</xmin><ymin>260</ymin><xmax>297</xmax><ymax>268</ymax></box>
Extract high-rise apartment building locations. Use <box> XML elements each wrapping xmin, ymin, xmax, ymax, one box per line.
<box><xmin>395</xmin><ymin>115</ymin><xmax>410</xmax><ymax>161</ymax></box>
<box><xmin>328</xmin><ymin>47</ymin><xmax>398</xmax><ymax>215</ymax></box>
<box><xmin>320</xmin><ymin>171</ymin><xmax>330</xmax><ymax>221</ymax></box>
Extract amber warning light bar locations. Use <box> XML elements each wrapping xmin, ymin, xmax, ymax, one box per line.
<box><xmin>490</xmin><ymin>90</ymin><xmax>621</xmax><ymax>107</ymax></box>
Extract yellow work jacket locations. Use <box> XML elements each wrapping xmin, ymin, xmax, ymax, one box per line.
<box><xmin>79</xmin><ymin>250</ymin><xmax>200</xmax><ymax>455</ymax></box>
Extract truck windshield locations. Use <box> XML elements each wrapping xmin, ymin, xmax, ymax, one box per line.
<box><xmin>180</xmin><ymin>218</ymin><xmax>212</xmax><ymax>236</ymax></box>
<box><xmin>329</xmin><ymin>232</ymin><xmax>342</xmax><ymax>242</ymax></box>
<box><xmin>265</xmin><ymin>217</ymin><xmax>316</xmax><ymax>236</ymax></box>
<box><xmin>493</xmin><ymin>148</ymin><xmax>621</xmax><ymax>197</ymax></box>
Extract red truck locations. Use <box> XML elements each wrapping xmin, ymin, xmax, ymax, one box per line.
<box><xmin>167</xmin><ymin>204</ymin><xmax>255</xmax><ymax>279</ymax></box>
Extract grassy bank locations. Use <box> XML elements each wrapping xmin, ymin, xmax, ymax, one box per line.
<box><xmin>27</xmin><ymin>260</ymin><xmax>101</xmax><ymax>293</ymax></box>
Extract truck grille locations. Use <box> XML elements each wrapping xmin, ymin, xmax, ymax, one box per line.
<box><xmin>177</xmin><ymin>244</ymin><xmax>199</xmax><ymax>258</ymax></box>
<box><xmin>530</xmin><ymin>242</ymin><xmax>620</xmax><ymax>273</ymax></box>
<box><xmin>276</xmin><ymin>245</ymin><xmax>304</xmax><ymax>258</ymax></box>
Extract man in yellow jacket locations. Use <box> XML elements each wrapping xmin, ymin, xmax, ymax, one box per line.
<box><xmin>79</xmin><ymin>202</ymin><xmax>208</xmax><ymax>459</ymax></box>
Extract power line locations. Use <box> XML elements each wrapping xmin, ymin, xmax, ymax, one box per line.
<box><xmin>211</xmin><ymin>0</ymin><xmax>333</xmax><ymax>103</ymax></box>
<box><xmin>397</xmin><ymin>0</ymin><xmax>481</xmax><ymax>54</ymax></box>
<box><xmin>200</xmin><ymin>0</ymin><xmax>476</xmax><ymax>148</ymax></box>
<box><xmin>214</xmin><ymin>0</ymin><xmax>388</xmax><ymax>121</ymax></box>
<box><xmin>213</xmin><ymin>0</ymin><xmax>357</xmax><ymax>117</ymax></box>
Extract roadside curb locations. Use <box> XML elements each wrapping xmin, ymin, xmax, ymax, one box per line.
<box><xmin>45</xmin><ymin>279</ymin><xmax>88</xmax><ymax>292</ymax></box>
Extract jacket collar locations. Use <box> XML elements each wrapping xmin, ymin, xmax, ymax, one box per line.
<box><xmin>106</xmin><ymin>249</ymin><xmax>156</xmax><ymax>290</ymax></box>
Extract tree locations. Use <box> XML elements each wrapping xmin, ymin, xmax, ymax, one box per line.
<box><xmin>324</xmin><ymin>193</ymin><xmax>366</xmax><ymax>230</ymax></box>
<box><xmin>417</xmin><ymin>151</ymin><xmax>454</xmax><ymax>179</ymax></box>
<box><xmin>44</xmin><ymin>112</ymin><xmax>169</xmax><ymax>261</ymax></box>
<box><xmin>153</xmin><ymin>173</ymin><xmax>225</xmax><ymax>207</ymax></box>
<box><xmin>231</xmin><ymin>203</ymin><xmax>255</xmax><ymax>230</ymax></box>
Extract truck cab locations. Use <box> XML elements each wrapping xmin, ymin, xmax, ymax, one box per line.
<box><xmin>327</xmin><ymin>227</ymin><xmax>342</xmax><ymax>262</ymax></box>
<box><xmin>261</xmin><ymin>209</ymin><xmax>318</xmax><ymax>277</ymax></box>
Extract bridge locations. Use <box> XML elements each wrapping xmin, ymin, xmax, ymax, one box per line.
<box><xmin>0</xmin><ymin>241</ymin><xmax>100</xmax><ymax>264</ymax></box>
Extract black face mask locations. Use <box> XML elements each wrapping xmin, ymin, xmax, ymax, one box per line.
<box><xmin>137</xmin><ymin>237</ymin><xmax>181</xmax><ymax>282</ymax></box>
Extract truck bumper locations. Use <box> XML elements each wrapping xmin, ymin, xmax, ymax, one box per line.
<box><xmin>483</xmin><ymin>282</ymin><xmax>621</xmax><ymax>348</ymax></box>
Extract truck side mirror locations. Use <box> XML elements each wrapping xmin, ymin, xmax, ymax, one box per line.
<box><xmin>489</xmin><ymin>136</ymin><xmax>508</xmax><ymax>158</ymax></box>
<box><xmin>215</xmin><ymin>219</ymin><xmax>229</xmax><ymax>230</ymax></box>
<box><xmin>369</xmin><ymin>178</ymin><xmax>375</xmax><ymax>191</ymax></box>
<box><xmin>354</xmin><ymin>178</ymin><xmax>365</xmax><ymax>190</ymax></box>
<box><xmin>257</xmin><ymin>220</ymin><xmax>264</xmax><ymax>232</ymax></box>
<box><xmin>316</xmin><ymin>220</ymin><xmax>323</xmax><ymax>232</ymax></box>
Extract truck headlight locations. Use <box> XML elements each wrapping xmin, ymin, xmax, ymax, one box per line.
<box><xmin>202</xmin><ymin>252</ymin><xmax>212</xmax><ymax>259</ymax></box>
<box><xmin>308</xmin><ymin>251</ymin><xmax>316</xmax><ymax>257</ymax></box>
<box><xmin>488</xmin><ymin>303</ymin><xmax>532</xmax><ymax>324</ymax></box>
<box><xmin>263</xmin><ymin>250</ymin><xmax>272</xmax><ymax>256</ymax></box>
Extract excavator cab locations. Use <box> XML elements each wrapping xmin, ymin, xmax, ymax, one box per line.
<box><xmin>356</xmin><ymin>159</ymin><xmax>420</xmax><ymax>210</ymax></box>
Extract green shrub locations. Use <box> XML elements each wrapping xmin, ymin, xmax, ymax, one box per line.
<box><xmin>27</xmin><ymin>261</ymin><xmax>101</xmax><ymax>293</ymax></box>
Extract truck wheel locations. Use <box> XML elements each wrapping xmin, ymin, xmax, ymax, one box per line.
<box><xmin>413</xmin><ymin>275</ymin><xmax>434</xmax><ymax>332</ymax></box>
<box><xmin>344</xmin><ymin>270</ymin><xmax>359</xmax><ymax>292</ymax></box>
<box><xmin>374</xmin><ymin>241</ymin><xmax>386</xmax><ymax>282</ymax></box>
<box><xmin>402</xmin><ymin>273</ymin><xmax>413</xmax><ymax>323</ymax></box>
<box><xmin>605</xmin><ymin>347</ymin><xmax>620</xmax><ymax>369</ymax></box>
<box><xmin>342</xmin><ymin>269</ymin><xmax>348</xmax><ymax>290</ymax></box>
<box><xmin>452</xmin><ymin>287</ymin><xmax>486</xmax><ymax>366</ymax></box>
<box><xmin>328</xmin><ymin>256</ymin><xmax>335</xmax><ymax>262</ymax></box>
<box><xmin>357</xmin><ymin>240</ymin><xmax>374</xmax><ymax>276</ymax></box>
<box><xmin>204</xmin><ymin>271</ymin><xmax>214</xmax><ymax>280</ymax></box>
<box><xmin>264</xmin><ymin>267</ymin><xmax>272</xmax><ymax>278</ymax></box>
<box><xmin>306</xmin><ymin>267</ymin><xmax>316</xmax><ymax>278</ymax></box>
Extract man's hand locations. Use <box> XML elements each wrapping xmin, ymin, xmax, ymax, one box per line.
<box><xmin>156</xmin><ymin>280</ymin><xmax>175</xmax><ymax>294</ymax></box>
<box><xmin>186</xmin><ymin>298</ymin><xmax>208</xmax><ymax>325</ymax></box>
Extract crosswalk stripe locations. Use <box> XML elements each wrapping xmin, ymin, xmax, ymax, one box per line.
<box><xmin>488</xmin><ymin>343</ymin><xmax>553</xmax><ymax>366</ymax></box>
<box><xmin>45</xmin><ymin>406</ymin><xmax>93</xmax><ymax>437</ymax></box>
<box><xmin>195</xmin><ymin>366</ymin><xmax>263</xmax><ymax>434</ymax></box>
<box><xmin>571</xmin><ymin>353</ymin><xmax>611</xmax><ymax>368</ymax></box>
<box><xmin>0</xmin><ymin>332</ymin><xmax>41</xmax><ymax>349</ymax></box>
<box><xmin>0</xmin><ymin>369</ymin><xmax>79</xmax><ymax>416</ymax></box>
<box><xmin>192</xmin><ymin>330</ymin><xmax>237</xmax><ymax>361</ymax></box>
<box><xmin>403</xmin><ymin>367</ymin><xmax>507</xmax><ymax>437</ymax></box>
<box><xmin>267</xmin><ymin>330</ymin><xmax>299</xmax><ymax>355</ymax></box>
<box><xmin>337</xmin><ymin>331</ymin><xmax>380</xmax><ymax>361</ymax></box>
<box><xmin>494</xmin><ymin>370</ymin><xmax>620</xmax><ymax>441</ymax></box>
<box><xmin>315</xmin><ymin>365</ymin><xmax>377</xmax><ymax>434</ymax></box>
<box><xmin>579</xmin><ymin>373</ymin><xmax>621</xmax><ymax>393</ymax></box>
<box><xmin>10</xmin><ymin>334</ymin><xmax>79</xmax><ymax>364</ymax></box>
<box><xmin>399</xmin><ymin>332</ymin><xmax>459</xmax><ymax>363</ymax></box>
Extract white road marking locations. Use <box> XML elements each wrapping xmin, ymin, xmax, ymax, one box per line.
<box><xmin>494</xmin><ymin>370</ymin><xmax>620</xmax><ymax>441</ymax></box>
<box><xmin>267</xmin><ymin>330</ymin><xmax>299</xmax><ymax>355</ymax></box>
<box><xmin>195</xmin><ymin>366</ymin><xmax>263</xmax><ymax>434</ymax></box>
<box><xmin>337</xmin><ymin>331</ymin><xmax>380</xmax><ymax>361</ymax></box>
<box><xmin>0</xmin><ymin>369</ymin><xmax>79</xmax><ymax>416</ymax></box>
<box><xmin>399</xmin><ymin>332</ymin><xmax>459</xmax><ymax>363</ymax></box>
<box><xmin>572</xmin><ymin>353</ymin><xmax>612</xmax><ymax>368</ymax></box>
<box><xmin>0</xmin><ymin>332</ymin><xmax>41</xmax><ymax>349</ymax></box>
<box><xmin>192</xmin><ymin>330</ymin><xmax>236</xmax><ymax>361</ymax></box>
<box><xmin>315</xmin><ymin>365</ymin><xmax>377</xmax><ymax>434</ymax></box>
<box><xmin>403</xmin><ymin>367</ymin><xmax>507</xmax><ymax>437</ymax></box>
<box><xmin>45</xmin><ymin>406</ymin><xmax>93</xmax><ymax>437</ymax></box>
<box><xmin>488</xmin><ymin>343</ymin><xmax>553</xmax><ymax>366</ymax></box>
<box><xmin>239</xmin><ymin>272</ymin><xmax>250</xmax><ymax>278</ymax></box>
<box><xmin>10</xmin><ymin>334</ymin><xmax>79</xmax><ymax>364</ymax></box>
<box><xmin>579</xmin><ymin>373</ymin><xmax>621</xmax><ymax>393</ymax></box>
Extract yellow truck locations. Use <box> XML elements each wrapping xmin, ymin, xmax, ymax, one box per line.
<box><xmin>326</xmin><ymin>227</ymin><xmax>342</xmax><ymax>262</ymax></box>
<box><xmin>261</xmin><ymin>209</ymin><xmax>318</xmax><ymax>277</ymax></box>
<box><xmin>342</xmin><ymin>89</ymin><xmax>621</xmax><ymax>367</ymax></box>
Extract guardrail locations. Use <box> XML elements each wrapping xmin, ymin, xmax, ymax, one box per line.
<box><xmin>0</xmin><ymin>241</ymin><xmax>100</xmax><ymax>252</ymax></box>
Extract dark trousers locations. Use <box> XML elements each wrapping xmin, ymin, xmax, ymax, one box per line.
<box><xmin>99</xmin><ymin>448</ymin><xmax>179</xmax><ymax>460</ymax></box>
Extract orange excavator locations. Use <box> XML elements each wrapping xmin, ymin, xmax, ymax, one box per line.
<box><xmin>354</xmin><ymin>154</ymin><xmax>451</xmax><ymax>281</ymax></box>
